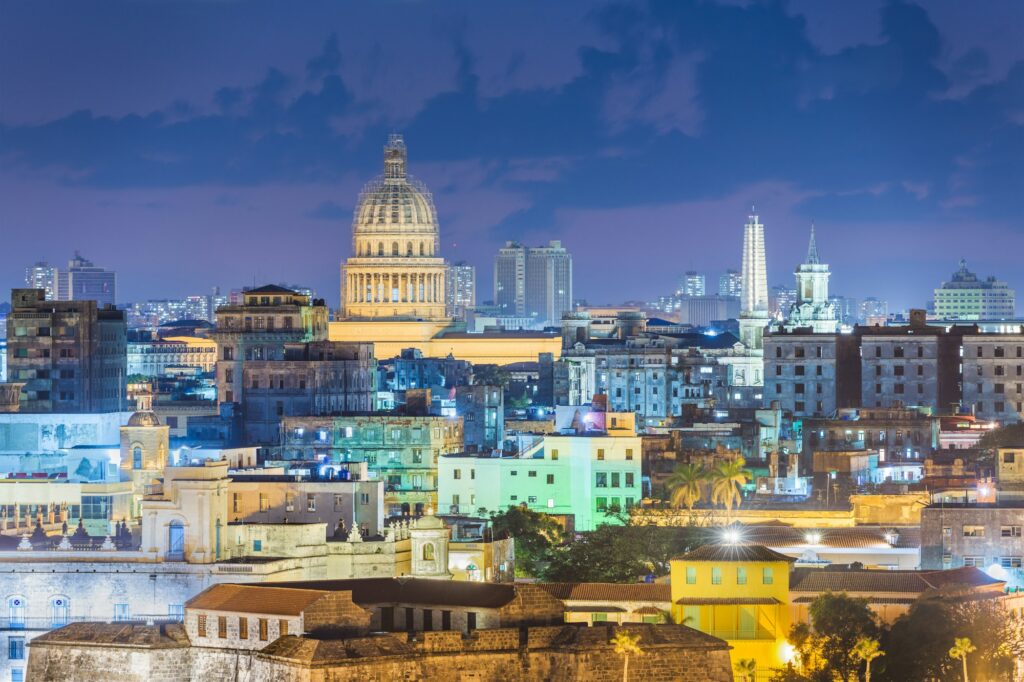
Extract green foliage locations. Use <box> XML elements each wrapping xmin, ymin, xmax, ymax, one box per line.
<box><xmin>488</xmin><ymin>506</ymin><xmax>564</xmax><ymax>577</ymax></box>
<box><xmin>788</xmin><ymin>592</ymin><xmax>877</xmax><ymax>682</ymax></box>
<box><xmin>665</xmin><ymin>463</ymin><xmax>706</xmax><ymax>511</ymax></box>
<box><xmin>709</xmin><ymin>457</ymin><xmax>751</xmax><ymax>512</ymax></box>
<box><xmin>977</xmin><ymin>422</ymin><xmax>1024</xmax><ymax>450</ymax></box>
<box><xmin>472</xmin><ymin>364</ymin><xmax>511</xmax><ymax>389</ymax></box>
<box><xmin>542</xmin><ymin>523</ymin><xmax>699</xmax><ymax>583</ymax></box>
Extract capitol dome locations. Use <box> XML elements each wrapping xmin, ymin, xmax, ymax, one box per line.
<box><xmin>340</xmin><ymin>134</ymin><xmax>449</xmax><ymax>321</ymax></box>
<box><xmin>127</xmin><ymin>410</ymin><xmax>162</xmax><ymax>428</ymax></box>
<box><xmin>351</xmin><ymin>134</ymin><xmax>440</xmax><ymax>256</ymax></box>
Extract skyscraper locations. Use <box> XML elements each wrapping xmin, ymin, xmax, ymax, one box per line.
<box><xmin>681</xmin><ymin>271</ymin><xmax>705</xmax><ymax>297</ymax></box>
<box><xmin>932</xmin><ymin>259</ymin><xmax>1016</xmax><ymax>320</ymax></box>
<box><xmin>340</xmin><ymin>134</ymin><xmax>448</xmax><ymax>320</ymax></box>
<box><xmin>25</xmin><ymin>261</ymin><xmax>58</xmax><ymax>300</ymax></box>
<box><xmin>739</xmin><ymin>210</ymin><xmax>769</xmax><ymax>350</ymax></box>
<box><xmin>445</xmin><ymin>262</ymin><xmax>476</xmax><ymax>320</ymax></box>
<box><xmin>783</xmin><ymin>224</ymin><xmax>837</xmax><ymax>333</ymax></box>
<box><xmin>493</xmin><ymin>240</ymin><xmax>573</xmax><ymax>327</ymax></box>
<box><xmin>56</xmin><ymin>252</ymin><xmax>116</xmax><ymax>306</ymax></box>
<box><xmin>718</xmin><ymin>269</ymin><xmax>742</xmax><ymax>297</ymax></box>
<box><xmin>859</xmin><ymin>297</ymin><xmax>889</xmax><ymax>325</ymax></box>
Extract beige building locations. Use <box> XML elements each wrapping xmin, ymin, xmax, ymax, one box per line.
<box><xmin>341</xmin><ymin>134</ymin><xmax>447</xmax><ymax>321</ymax></box>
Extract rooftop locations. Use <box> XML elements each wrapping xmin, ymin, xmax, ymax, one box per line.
<box><xmin>674</xmin><ymin>543</ymin><xmax>797</xmax><ymax>563</ymax></box>
<box><xmin>30</xmin><ymin>623</ymin><xmax>188</xmax><ymax>649</ymax></box>
<box><xmin>186</xmin><ymin>584</ymin><xmax>332</xmax><ymax>616</ymax></box>
<box><xmin>789</xmin><ymin>566</ymin><xmax>1003</xmax><ymax>594</ymax></box>
<box><xmin>244</xmin><ymin>577</ymin><xmax>518</xmax><ymax>609</ymax></box>
<box><xmin>537</xmin><ymin>582</ymin><xmax>671</xmax><ymax>603</ymax></box>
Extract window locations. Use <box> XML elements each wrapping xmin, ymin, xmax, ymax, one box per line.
<box><xmin>625</xmin><ymin>472</ymin><xmax>634</xmax><ymax>487</ymax></box>
<box><xmin>737</xmin><ymin>567</ymin><xmax>747</xmax><ymax>585</ymax></box>
<box><xmin>611</xmin><ymin>472</ymin><xmax>620</xmax><ymax>487</ymax></box>
<box><xmin>197</xmin><ymin>614</ymin><xmax>207</xmax><ymax>637</ymax></box>
<box><xmin>550</xmin><ymin>449</ymin><xmax>558</xmax><ymax>460</ymax></box>
<box><xmin>50</xmin><ymin>596</ymin><xmax>69</xmax><ymax>626</ymax></box>
<box><xmin>762</xmin><ymin>567</ymin><xmax>774</xmax><ymax>585</ymax></box>
<box><xmin>8</xmin><ymin>637</ymin><xmax>25</xmax><ymax>661</ymax></box>
<box><xmin>963</xmin><ymin>556</ymin><xmax>984</xmax><ymax>567</ymax></box>
<box><xmin>453</xmin><ymin>469</ymin><xmax>461</xmax><ymax>480</ymax></box>
<box><xmin>527</xmin><ymin>496</ymin><xmax>537</xmax><ymax>504</ymax></box>
<box><xmin>711</xmin><ymin>567</ymin><xmax>722</xmax><ymax>585</ymax></box>
<box><xmin>422</xmin><ymin>610</ymin><xmax>433</xmax><ymax>631</ymax></box>
<box><xmin>239</xmin><ymin>617</ymin><xmax>248</xmax><ymax>639</ymax></box>
<box><xmin>259</xmin><ymin>493</ymin><xmax>269</xmax><ymax>511</ymax></box>
<box><xmin>686</xmin><ymin>567</ymin><xmax>696</xmax><ymax>584</ymax></box>
<box><xmin>528</xmin><ymin>470</ymin><xmax>537</xmax><ymax>478</ymax></box>
<box><xmin>279</xmin><ymin>619</ymin><xmax>289</xmax><ymax>636</ymax></box>
<box><xmin>963</xmin><ymin>525</ymin><xmax>985</xmax><ymax>538</ymax></box>
<box><xmin>595</xmin><ymin>497</ymin><xmax>607</xmax><ymax>512</ymax></box>
<box><xmin>259</xmin><ymin>618</ymin><xmax>268</xmax><ymax>641</ymax></box>
<box><xmin>546</xmin><ymin>474</ymin><xmax>554</xmax><ymax>484</ymax></box>
<box><xmin>442</xmin><ymin>610</ymin><xmax>452</xmax><ymax>631</ymax></box>
<box><xmin>596</xmin><ymin>472</ymin><xmax>607</xmax><ymax>488</ymax></box>
<box><xmin>597</xmin><ymin>449</ymin><xmax>605</xmax><ymax>461</ymax></box>
<box><xmin>306</xmin><ymin>494</ymin><xmax>316</xmax><ymax>512</ymax></box>
<box><xmin>1001</xmin><ymin>526</ymin><xmax>1022</xmax><ymax>538</ymax></box>
<box><xmin>253</xmin><ymin>539</ymin><xmax>263</xmax><ymax>552</ymax></box>
<box><xmin>114</xmin><ymin>604</ymin><xmax>130</xmax><ymax>622</ymax></box>
<box><xmin>467</xmin><ymin>612</ymin><xmax>477</xmax><ymax>631</ymax></box>
<box><xmin>218</xmin><ymin>616</ymin><xmax>227</xmax><ymax>638</ymax></box>
<box><xmin>999</xmin><ymin>557</ymin><xmax>1023</xmax><ymax>568</ymax></box>
<box><xmin>625</xmin><ymin>449</ymin><xmax>634</xmax><ymax>460</ymax></box>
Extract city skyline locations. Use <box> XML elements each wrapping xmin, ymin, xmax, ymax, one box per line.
<box><xmin>2</xmin><ymin>1</ymin><xmax>1023</xmax><ymax>312</ymax></box>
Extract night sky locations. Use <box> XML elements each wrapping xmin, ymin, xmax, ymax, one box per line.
<box><xmin>1</xmin><ymin>0</ymin><xmax>1022</xmax><ymax>313</ymax></box>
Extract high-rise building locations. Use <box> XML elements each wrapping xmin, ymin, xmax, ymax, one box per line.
<box><xmin>739</xmin><ymin>210</ymin><xmax>769</xmax><ymax>350</ymax></box>
<box><xmin>56</xmin><ymin>252</ymin><xmax>116</xmax><ymax>307</ymax></box>
<box><xmin>681</xmin><ymin>271</ymin><xmax>705</xmax><ymax>297</ymax></box>
<box><xmin>340</xmin><ymin>135</ymin><xmax>448</xmax><ymax>321</ymax></box>
<box><xmin>445</xmin><ymin>262</ymin><xmax>476</xmax><ymax>320</ymax></box>
<box><xmin>494</xmin><ymin>240</ymin><xmax>573</xmax><ymax>327</ymax></box>
<box><xmin>783</xmin><ymin>225</ymin><xmax>837</xmax><ymax>333</ymax></box>
<box><xmin>718</xmin><ymin>269</ymin><xmax>742</xmax><ymax>297</ymax></box>
<box><xmin>6</xmin><ymin>288</ymin><xmax>127</xmax><ymax>413</ymax></box>
<box><xmin>859</xmin><ymin>297</ymin><xmax>889</xmax><ymax>325</ymax></box>
<box><xmin>25</xmin><ymin>262</ymin><xmax>58</xmax><ymax>300</ymax></box>
<box><xmin>932</xmin><ymin>259</ymin><xmax>1016</xmax><ymax>320</ymax></box>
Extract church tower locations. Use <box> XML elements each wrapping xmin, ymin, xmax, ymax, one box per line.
<box><xmin>409</xmin><ymin>509</ymin><xmax>453</xmax><ymax>580</ymax></box>
<box><xmin>784</xmin><ymin>224</ymin><xmax>837</xmax><ymax>333</ymax></box>
<box><xmin>120</xmin><ymin>392</ymin><xmax>170</xmax><ymax>517</ymax></box>
<box><xmin>738</xmin><ymin>209</ymin><xmax>770</xmax><ymax>350</ymax></box>
<box><xmin>340</xmin><ymin>135</ymin><xmax>449</xmax><ymax>321</ymax></box>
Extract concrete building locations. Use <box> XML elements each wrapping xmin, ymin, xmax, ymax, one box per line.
<box><xmin>445</xmin><ymin>262</ymin><xmax>476</xmax><ymax>320</ymax></box>
<box><xmin>677</xmin><ymin>295</ymin><xmax>740</xmax><ymax>328</ymax></box>
<box><xmin>681</xmin><ymin>271</ymin><xmax>705</xmax><ymax>297</ymax></box>
<box><xmin>494</xmin><ymin>241</ymin><xmax>573</xmax><ymax>327</ymax></box>
<box><xmin>782</xmin><ymin>225</ymin><xmax>837</xmax><ymax>334</ymax></box>
<box><xmin>6</xmin><ymin>288</ymin><xmax>127</xmax><ymax>413</ymax></box>
<box><xmin>210</xmin><ymin>284</ymin><xmax>329</xmax><ymax>407</ymax></box>
<box><xmin>858</xmin><ymin>297</ymin><xmax>888</xmax><ymax>325</ymax></box>
<box><xmin>127</xmin><ymin>336</ymin><xmax>216</xmax><ymax>377</ymax></box>
<box><xmin>719</xmin><ymin>269</ymin><xmax>742</xmax><ymax>298</ymax></box>
<box><xmin>24</xmin><ymin>262</ymin><xmax>57</xmax><ymax>301</ymax></box>
<box><xmin>739</xmin><ymin>210</ymin><xmax>770</xmax><ymax>352</ymax></box>
<box><xmin>340</xmin><ymin>134</ymin><xmax>448</xmax><ymax>321</ymax></box>
<box><xmin>238</xmin><ymin>341</ymin><xmax>376</xmax><ymax>444</ymax></box>
<box><xmin>933</xmin><ymin>259</ymin><xmax>1016</xmax><ymax>321</ymax></box>
<box><xmin>763</xmin><ymin>331</ymin><xmax>859</xmax><ymax>418</ymax></box>
<box><xmin>921</xmin><ymin>502</ymin><xmax>1024</xmax><ymax>587</ymax></box>
<box><xmin>126</xmin><ymin>295</ymin><xmax>223</xmax><ymax>327</ymax></box>
<box><xmin>803</xmin><ymin>407</ymin><xmax>938</xmax><ymax>462</ymax></box>
<box><xmin>55</xmin><ymin>252</ymin><xmax>116</xmax><ymax>307</ymax></box>
<box><xmin>961</xmin><ymin>332</ymin><xmax>1024</xmax><ymax>423</ymax></box>
<box><xmin>378</xmin><ymin>348</ymin><xmax>472</xmax><ymax>394</ymax></box>
<box><xmin>455</xmin><ymin>385</ymin><xmax>503</xmax><ymax>453</ymax></box>
<box><xmin>439</xmin><ymin>418</ymin><xmax>642</xmax><ymax>531</ymax></box>
<box><xmin>280</xmin><ymin>412</ymin><xmax>464</xmax><ymax>517</ymax></box>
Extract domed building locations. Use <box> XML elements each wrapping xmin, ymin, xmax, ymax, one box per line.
<box><xmin>341</xmin><ymin>135</ymin><xmax>448</xmax><ymax>321</ymax></box>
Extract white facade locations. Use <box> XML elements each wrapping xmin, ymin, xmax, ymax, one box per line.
<box><xmin>784</xmin><ymin>225</ymin><xmax>837</xmax><ymax>334</ymax></box>
<box><xmin>739</xmin><ymin>211</ymin><xmax>769</xmax><ymax>351</ymax></box>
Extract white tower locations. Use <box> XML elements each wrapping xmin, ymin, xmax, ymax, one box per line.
<box><xmin>785</xmin><ymin>224</ymin><xmax>837</xmax><ymax>333</ymax></box>
<box><xmin>409</xmin><ymin>509</ymin><xmax>453</xmax><ymax>580</ymax></box>
<box><xmin>739</xmin><ymin>209</ymin><xmax>769</xmax><ymax>350</ymax></box>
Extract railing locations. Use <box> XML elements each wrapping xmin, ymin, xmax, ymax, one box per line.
<box><xmin>703</xmin><ymin>628</ymin><xmax>776</xmax><ymax>641</ymax></box>
<box><xmin>0</xmin><ymin>614</ymin><xmax>183</xmax><ymax>630</ymax></box>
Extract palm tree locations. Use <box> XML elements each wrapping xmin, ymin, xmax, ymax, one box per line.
<box><xmin>733</xmin><ymin>658</ymin><xmax>757</xmax><ymax>682</ymax></box>
<box><xmin>709</xmin><ymin>457</ymin><xmax>751</xmax><ymax>515</ymax></box>
<box><xmin>665</xmin><ymin>463</ymin><xmax>706</xmax><ymax>511</ymax></box>
<box><xmin>611</xmin><ymin>631</ymin><xmax>643</xmax><ymax>682</ymax></box>
<box><xmin>851</xmin><ymin>637</ymin><xmax>884</xmax><ymax>682</ymax></box>
<box><xmin>949</xmin><ymin>637</ymin><xmax>976</xmax><ymax>682</ymax></box>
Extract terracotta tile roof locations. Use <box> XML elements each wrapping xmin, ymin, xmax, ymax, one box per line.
<box><xmin>675</xmin><ymin>597</ymin><xmax>782</xmax><ymax>605</ymax></box>
<box><xmin>565</xmin><ymin>605</ymin><xmax>627</xmax><ymax>613</ymax></box>
<box><xmin>792</xmin><ymin>596</ymin><xmax>916</xmax><ymax>605</ymax></box>
<box><xmin>674</xmin><ymin>544</ymin><xmax>797</xmax><ymax>563</ymax></box>
<box><xmin>186</xmin><ymin>584</ymin><xmax>331</xmax><ymax>616</ymax></box>
<box><xmin>632</xmin><ymin>606</ymin><xmax>664</xmax><ymax>615</ymax></box>
<box><xmin>789</xmin><ymin>566</ymin><xmax>1004</xmax><ymax>594</ymax></box>
<box><xmin>734</xmin><ymin>525</ymin><xmax>921</xmax><ymax>550</ymax></box>
<box><xmin>253</xmin><ymin>577</ymin><xmax>518</xmax><ymax>609</ymax></box>
<box><xmin>30</xmin><ymin>623</ymin><xmax>189</xmax><ymax>649</ymax></box>
<box><xmin>536</xmin><ymin>582</ymin><xmax>671</xmax><ymax>603</ymax></box>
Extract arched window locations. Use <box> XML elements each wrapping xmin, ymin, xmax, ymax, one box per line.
<box><xmin>406</xmin><ymin>242</ymin><xmax>413</xmax><ymax>256</ymax></box>
<box><xmin>392</xmin><ymin>242</ymin><xmax>400</xmax><ymax>256</ymax></box>
<box><xmin>7</xmin><ymin>595</ymin><xmax>25</xmax><ymax>628</ymax></box>
<box><xmin>419</xmin><ymin>242</ymin><xmax>426</xmax><ymax>256</ymax></box>
<box><xmin>133</xmin><ymin>446</ymin><xmax>142</xmax><ymax>470</ymax></box>
<box><xmin>422</xmin><ymin>543</ymin><xmax>435</xmax><ymax>561</ymax></box>
<box><xmin>378</xmin><ymin>242</ymin><xmax>384</xmax><ymax>256</ymax></box>
<box><xmin>50</xmin><ymin>595</ymin><xmax>70</xmax><ymax>627</ymax></box>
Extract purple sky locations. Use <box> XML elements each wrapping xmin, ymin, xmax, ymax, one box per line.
<box><xmin>1</xmin><ymin>0</ymin><xmax>1022</xmax><ymax>312</ymax></box>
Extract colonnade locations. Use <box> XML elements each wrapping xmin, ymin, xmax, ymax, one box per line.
<box><xmin>346</xmin><ymin>271</ymin><xmax>444</xmax><ymax>305</ymax></box>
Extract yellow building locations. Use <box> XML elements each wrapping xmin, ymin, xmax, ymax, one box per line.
<box><xmin>670</xmin><ymin>544</ymin><xmax>795</xmax><ymax>674</ymax></box>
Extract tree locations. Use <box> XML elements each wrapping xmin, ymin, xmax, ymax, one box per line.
<box><xmin>665</xmin><ymin>463</ymin><xmax>706</xmax><ymax>511</ymax></box>
<box><xmin>542</xmin><ymin>523</ymin><xmax>699</xmax><ymax>582</ymax></box>
<box><xmin>489</xmin><ymin>506</ymin><xmax>564</xmax><ymax>577</ymax></box>
<box><xmin>977</xmin><ymin>422</ymin><xmax>1024</xmax><ymax>450</ymax></box>
<box><xmin>788</xmin><ymin>593</ymin><xmax>877</xmax><ymax>682</ymax></box>
<box><xmin>949</xmin><ymin>637</ymin><xmax>976</xmax><ymax>682</ymax></box>
<box><xmin>611</xmin><ymin>630</ymin><xmax>642</xmax><ymax>682</ymax></box>
<box><xmin>734</xmin><ymin>658</ymin><xmax>757</xmax><ymax>682</ymax></box>
<box><xmin>472</xmin><ymin>364</ymin><xmax>511</xmax><ymax>389</ymax></box>
<box><xmin>709</xmin><ymin>457</ymin><xmax>751</xmax><ymax>514</ymax></box>
<box><xmin>851</xmin><ymin>637</ymin><xmax>884</xmax><ymax>682</ymax></box>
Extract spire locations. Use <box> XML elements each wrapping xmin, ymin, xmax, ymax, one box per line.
<box><xmin>806</xmin><ymin>222</ymin><xmax>819</xmax><ymax>265</ymax></box>
<box><xmin>383</xmin><ymin>133</ymin><xmax>407</xmax><ymax>180</ymax></box>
